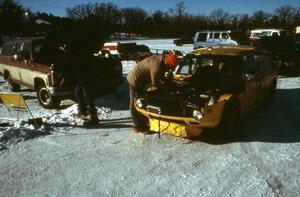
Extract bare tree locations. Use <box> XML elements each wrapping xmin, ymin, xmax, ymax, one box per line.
<box><xmin>275</xmin><ymin>5</ymin><xmax>295</xmax><ymax>25</ymax></box>
<box><xmin>209</xmin><ymin>9</ymin><xmax>230</xmax><ymax>29</ymax></box>
<box><xmin>251</xmin><ymin>10</ymin><xmax>271</xmax><ymax>28</ymax></box>
<box><xmin>151</xmin><ymin>10</ymin><xmax>170</xmax><ymax>36</ymax></box>
<box><xmin>175</xmin><ymin>1</ymin><xmax>185</xmax><ymax>18</ymax></box>
<box><xmin>174</xmin><ymin>1</ymin><xmax>186</xmax><ymax>34</ymax></box>
<box><xmin>121</xmin><ymin>7</ymin><xmax>148</xmax><ymax>35</ymax></box>
<box><xmin>94</xmin><ymin>2</ymin><xmax>121</xmax><ymax>24</ymax></box>
<box><xmin>0</xmin><ymin>0</ymin><xmax>24</xmax><ymax>35</ymax></box>
<box><xmin>66</xmin><ymin>3</ymin><xmax>95</xmax><ymax>20</ymax></box>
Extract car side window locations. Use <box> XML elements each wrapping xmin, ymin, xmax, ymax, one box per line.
<box><xmin>197</xmin><ymin>33</ymin><xmax>207</xmax><ymax>42</ymax></box>
<box><xmin>222</xmin><ymin>33</ymin><xmax>228</xmax><ymax>39</ymax></box>
<box><xmin>22</xmin><ymin>43</ymin><xmax>31</xmax><ymax>60</ymax></box>
<box><xmin>32</xmin><ymin>41</ymin><xmax>43</xmax><ymax>61</ymax></box>
<box><xmin>15</xmin><ymin>42</ymin><xmax>30</xmax><ymax>60</ymax></box>
<box><xmin>177</xmin><ymin>58</ymin><xmax>197</xmax><ymax>74</ymax></box>
<box><xmin>214</xmin><ymin>33</ymin><xmax>220</xmax><ymax>39</ymax></box>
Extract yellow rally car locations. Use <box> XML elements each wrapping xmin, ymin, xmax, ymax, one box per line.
<box><xmin>135</xmin><ymin>46</ymin><xmax>279</xmax><ymax>139</ymax></box>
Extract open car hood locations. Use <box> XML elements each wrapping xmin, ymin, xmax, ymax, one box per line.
<box><xmin>137</xmin><ymin>78</ymin><xmax>219</xmax><ymax>117</ymax></box>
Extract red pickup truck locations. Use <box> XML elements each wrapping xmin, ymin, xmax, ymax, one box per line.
<box><xmin>0</xmin><ymin>37</ymin><xmax>123</xmax><ymax>108</ymax></box>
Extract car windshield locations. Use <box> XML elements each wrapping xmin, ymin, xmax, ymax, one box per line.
<box><xmin>176</xmin><ymin>55</ymin><xmax>243</xmax><ymax>75</ymax></box>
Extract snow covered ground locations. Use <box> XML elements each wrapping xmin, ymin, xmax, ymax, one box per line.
<box><xmin>1</xmin><ymin>39</ymin><xmax>300</xmax><ymax>196</ymax></box>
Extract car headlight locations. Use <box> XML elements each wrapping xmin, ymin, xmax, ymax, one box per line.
<box><xmin>135</xmin><ymin>98</ymin><xmax>143</xmax><ymax>108</ymax></box>
<box><xmin>193</xmin><ymin>110</ymin><xmax>203</xmax><ymax>121</ymax></box>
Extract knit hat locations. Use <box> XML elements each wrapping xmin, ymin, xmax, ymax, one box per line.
<box><xmin>165</xmin><ymin>53</ymin><xmax>179</xmax><ymax>68</ymax></box>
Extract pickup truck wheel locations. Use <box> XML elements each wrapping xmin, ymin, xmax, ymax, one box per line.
<box><xmin>8</xmin><ymin>76</ymin><xmax>21</xmax><ymax>92</ymax></box>
<box><xmin>37</xmin><ymin>85</ymin><xmax>61</xmax><ymax>109</ymax></box>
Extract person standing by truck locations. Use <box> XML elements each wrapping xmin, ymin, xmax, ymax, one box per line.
<box><xmin>127</xmin><ymin>52</ymin><xmax>180</xmax><ymax>133</ymax></box>
<box><xmin>57</xmin><ymin>19</ymin><xmax>104</xmax><ymax>126</ymax></box>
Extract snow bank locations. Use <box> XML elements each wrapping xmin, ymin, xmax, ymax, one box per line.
<box><xmin>0</xmin><ymin>104</ymin><xmax>112</xmax><ymax>144</ymax></box>
<box><xmin>119</xmin><ymin>39</ymin><xmax>193</xmax><ymax>54</ymax></box>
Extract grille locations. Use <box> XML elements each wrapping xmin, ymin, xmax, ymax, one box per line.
<box><xmin>147</xmin><ymin>98</ymin><xmax>184</xmax><ymax>116</ymax></box>
<box><xmin>147</xmin><ymin>105</ymin><xmax>161</xmax><ymax>114</ymax></box>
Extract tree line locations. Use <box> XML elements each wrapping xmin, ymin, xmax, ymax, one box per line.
<box><xmin>1</xmin><ymin>0</ymin><xmax>300</xmax><ymax>39</ymax></box>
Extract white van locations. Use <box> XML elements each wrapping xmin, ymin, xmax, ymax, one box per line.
<box><xmin>193</xmin><ymin>30</ymin><xmax>237</xmax><ymax>49</ymax></box>
<box><xmin>250</xmin><ymin>29</ymin><xmax>282</xmax><ymax>39</ymax></box>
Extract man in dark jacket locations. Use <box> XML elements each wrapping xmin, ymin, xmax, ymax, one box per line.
<box><xmin>58</xmin><ymin>19</ymin><xmax>110</xmax><ymax>126</ymax></box>
<box><xmin>127</xmin><ymin>53</ymin><xmax>179</xmax><ymax>133</ymax></box>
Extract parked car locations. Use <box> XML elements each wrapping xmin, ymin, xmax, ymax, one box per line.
<box><xmin>100</xmin><ymin>42</ymin><xmax>151</xmax><ymax>61</ymax></box>
<box><xmin>249</xmin><ymin>29</ymin><xmax>286</xmax><ymax>40</ymax></box>
<box><xmin>193</xmin><ymin>30</ymin><xmax>237</xmax><ymax>49</ymax></box>
<box><xmin>173</xmin><ymin>36</ymin><xmax>193</xmax><ymax>46</ymax></box>
<box><xmin>134</xmin><ymin>45</ymin><xmax>279</xmax><ymax>140</ymax></box>
<box><xmin>0</xmin><ymin>37</ymin><xmax>123</xmax><ymax>108</ymax></box>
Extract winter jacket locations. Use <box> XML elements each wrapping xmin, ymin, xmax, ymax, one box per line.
<box><xmin>127</xmin><ymin>55</ymin><xmax>167</xmax><ymax>88</ymax></box>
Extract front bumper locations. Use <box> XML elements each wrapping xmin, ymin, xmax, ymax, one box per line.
<box><xmin>136</xmin><ymin>101</ymin><xmax>225</xmax><ymax>138</ymax></box>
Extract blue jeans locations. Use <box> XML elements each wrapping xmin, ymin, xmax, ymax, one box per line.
<box><xmin>74</xmin><ymin>85</ymin><xmax>95</xmax><ymax>114</ymax></box>
<box><xmin>129</xmin><ymin>85</ymin><xmax>149</xmax><ymax>129</ymax></box>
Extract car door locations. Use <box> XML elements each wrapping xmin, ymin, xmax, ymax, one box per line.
<box><xmin>253</xmin><ymin>54</ymin><xmax>272</xmax><ymax>105</ymax></box>
<box><xmin>239</xmin><ymin>54</ymin><xmax>259</xmax><ymax>114</ymax></box>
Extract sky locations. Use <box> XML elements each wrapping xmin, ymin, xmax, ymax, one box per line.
<box><xmin>17</xmin><ymin>0</ymin><xmax>300</xmax><ymax>17</ymax></box>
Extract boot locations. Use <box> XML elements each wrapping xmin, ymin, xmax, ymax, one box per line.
<box><xmin>76</xmin><ymin>106</ymin><xmax>87</xmax><ymax>119</ymax></box>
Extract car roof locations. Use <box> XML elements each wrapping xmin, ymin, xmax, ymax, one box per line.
<box><xmin>187</xmin><ymin>45</ymin><xmax>267</xmax><ymax>56</ymax></box>
<box><xmin>196</xmin><ymin>30</ymin><xmax>230</xmax><ymax>33</ymax></box>
<box><xmin>251</xmin><ymin>29</ymin><xmax>281</xmax><ymax>33</ymax></box>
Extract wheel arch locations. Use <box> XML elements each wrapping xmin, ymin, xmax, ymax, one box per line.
<box><xmin>34</xmin><ymin>78</ymin><xmax>46</xmax><ymax>91</ymax></box>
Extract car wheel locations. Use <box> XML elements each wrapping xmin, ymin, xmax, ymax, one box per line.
<box><xmin>8</xmin><ymin>75</ymin><xmax>21</xmax><ymax>92</ymax></box>
<box><xmin>36</xmin><ymin>84</ymin><xmax>61</xmax><ymax>109</ymax></box>
<box><xmin>218</xmin><ymin>99</ymin><xmax>241</xmax><ymax>141</ymax></box>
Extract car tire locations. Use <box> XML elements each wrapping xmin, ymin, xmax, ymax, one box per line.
<box><xmin>36</xmin><ymin>84</ymin><xmax>61</xmax><ymax>109</ymax></box>
<box><xmin>8</xmin><ymin>75</ymin><xmax>21</xmax><ymax>92</ymax></box>
<box><xmin>217</xmin><ymin>99</ymin><xmax>241</xmax><ymax>142</ymax></box>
